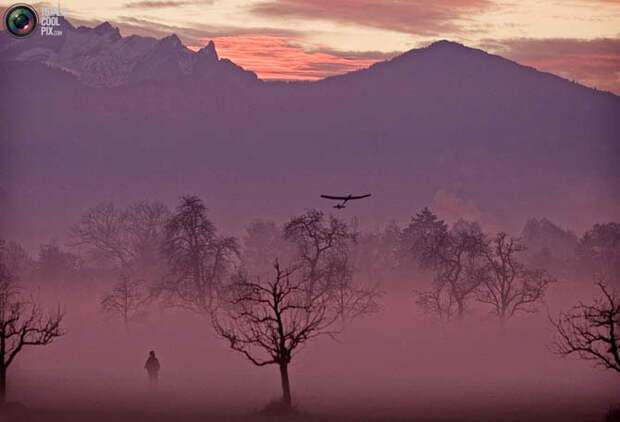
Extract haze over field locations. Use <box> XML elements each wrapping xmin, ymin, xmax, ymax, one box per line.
<box><xmin>7</xmin><ymin>280</ymin><xmax>620</xmax><ymax>419</ymax></box>
<box><xmin>0</xmin><ymin>16</ymin><xmax>619</xmax><ymax>422</ymax></box>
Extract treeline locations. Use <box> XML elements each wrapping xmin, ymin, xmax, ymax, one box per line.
<box><xmin>1</xmin><ymin>195</ymin><xmax>618</xmax><ymax>406</ymax></box>
<box><xmin>2</xmin><ymin>197</ymin><xmax>619</xmax><ymax>323</ymax></box>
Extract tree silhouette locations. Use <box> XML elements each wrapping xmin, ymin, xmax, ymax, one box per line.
<box><xmin>159</xmin><ymin>195</ymin><xmax>238</xmax><ymax>312</ymax></box>
<box><xmin>0</xmin><ymin>241</ymin><xmax>31</xmax><ymax>282</ymax></box>
<box><xmin>212</xmin><ymin>210</ymin><xmax>379</xmax><ymax>409</ymax></box>
<box><xmin>399</xmin><ymin>207</ymin><xmax>449</xmax><ymax>268</ymax></box>
<box><xmin>577</xmin><ymin>223</ymin><xmax>620</xmax><ymax>285</ymax></box>
<box><xmin>70</xmin><ymin>201</ymin><xmax>170</xmax><ymax>274</ymax></box>
<box><xmin>284</xmin><ymin>210</ymin><xmax>378</xmax><ymax>318</ymax></box>
<box><xmin>551</xmin><ymin>282</ymin><xmax>619</xmax><ymax>372</ymax></box>
<box><xmin>101</xmin><ymin>271</ymin><xmax>150</xmax><ymax>328</ymax></box>
<box><xmin>402</xmin><ymin>210</ymin><xmax>487</xmax><ymax>320</ymax></box>
<box><xmin>0</xmin><ymin>240</ymin><xmax>64</xmax><ymax>403</ymax></box>
<box><xmin>477</xmin><ymin>232</ymin><xmax>554</xmax><ymax>322</ymax></box>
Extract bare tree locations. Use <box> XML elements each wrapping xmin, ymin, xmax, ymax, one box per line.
<box><xmin>212</xmin><ymin>210</ymin><xmax>379</xmax><ymax>409</ymax></box>
<box><xmin>402</xmin><ymin>211</ymin><xmax>487</xmax><ymax>320</ymax></box>
<box><xmin>101</xmin><ymin>272</ymin><xmax>151</xmax><ymax>328</ymax></box>
<box><xmin>284</xmin><ymin>210</ymin><xmax>378</xmax><ymax>318</ymax></box>
<box><xmin>0</xmin><ymin>241</ymin><xmax>32</xmax><ymax>282</ymax></box>
<box><xmin>124</xmin><ymin>201</ymin><xmax>171</xmax><ymax>279</ymax></box>
<box><xmin>70</xmin><ymin>201</ymin><xmax>170</xmax><ymax>274</ymax></box>
<box><xmin>159</xmin><ymin>195</ymin><xmax>238</xmax><ymax>312</ymax></box>
<box><xmin>0</xmin><ymin>241</ymin><xmax>64</xmax><ymax>403</ymax></box>
<box><xmin>70</xmin><ymin>202</ymin><xmax>132</xmax><ymax>266</ymax></box>
<box><xmin>426</xmin><ymin>226</ymin><xmax>487</xmax><ymax>318</ymax></box>
<box><xmin>415</xmin><ymin>227</ymin><xmax>487</xmax><ymax>319</ymax></box>
<box><xmin>551</xmin><ymin>282</ymin><xmax>619</xmax><ymax>372</ymax></box>
<box><xmin>477</xmin><ymin>232</ymin><xmax>554</xmax><ymax>322</ymax></box>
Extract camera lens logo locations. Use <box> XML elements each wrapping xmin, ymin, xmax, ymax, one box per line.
<box><xmin>4</xmin><ymin>4</ymin><xmax>38</xmax><ymax>38</ymax></box>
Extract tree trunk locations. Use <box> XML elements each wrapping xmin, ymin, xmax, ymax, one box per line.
<box><xmin>279</xmin><ymin>362</ymin><xmax>292</xmax><ymax>407</ymax></box>
<box><xmin>1</xmin><ymin>336</ymin><xmax>5</xmax><ymax>405</ymax></box>
<box><xmin>456</xmin><ymin>300</ymin><xmax>464</xmax><ymax>320</ymax></box>
<box><xmin>499</xmin><ymin>311</ymin><xmax>508</xmax><ymax>327</ymax></box>
<box><xmin>0</xmin><ymin>364</ymin><xmax>6</xmax><ymax>404</ymax></box>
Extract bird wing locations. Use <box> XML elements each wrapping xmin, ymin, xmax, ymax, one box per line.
<box><xmin>321</xmin><ymin>195</ymin><xmax>348</xmax><ymax>200</ymax></box>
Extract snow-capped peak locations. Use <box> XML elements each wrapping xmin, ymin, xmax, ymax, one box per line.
<box><xmin>1</xmin><ymin>18</ymin><xmax>257</xmax><ymax>87</ymax></box>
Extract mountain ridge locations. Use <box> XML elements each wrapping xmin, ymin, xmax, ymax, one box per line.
<box><xmin>1</xmin><ymin>18</ymin><xmax>616</xmax><ymax>97</ymax></box>
<box><xmin>0</xmin><ymin>20</ymin><xmax>618</xmax><ymax>247</ymax></box>
<box><xmin>0</xmin><ymin>18</ymin><xmax>257</xmax><ymax>87</ymax></box>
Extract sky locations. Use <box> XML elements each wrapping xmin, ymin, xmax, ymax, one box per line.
<box><xmin>11</xmin><ymin>0</ymin><xmax>620</xmax><ymax>91</ymax></box>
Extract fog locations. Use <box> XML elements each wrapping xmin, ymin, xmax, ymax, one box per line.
<box><xmin>4</xmin><ymin>237</ymin><xmax>618</xmax><ymax>421</ymax></box>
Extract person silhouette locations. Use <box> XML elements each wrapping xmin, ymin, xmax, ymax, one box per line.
<box><xmin>144</xmin><ymin>350</ymin><xmax>160</xmax><ymax>387</ymax></box>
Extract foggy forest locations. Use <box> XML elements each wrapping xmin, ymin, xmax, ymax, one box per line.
<box><xmin>0</xmin><ymin>195</ymin><xmax>618</xmax><ymax>421</ymax></box>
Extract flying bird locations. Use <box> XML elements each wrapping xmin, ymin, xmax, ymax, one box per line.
<box><xmin>321</xmin><ymin>194</ymin><xmax>371</xmax><ymax>209</ymax></box>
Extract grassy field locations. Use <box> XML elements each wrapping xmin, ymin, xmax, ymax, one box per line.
<box><xmin>2</xmin><ymin>398</ymin><xmax>617</xmax><ymax>422</ymax></box>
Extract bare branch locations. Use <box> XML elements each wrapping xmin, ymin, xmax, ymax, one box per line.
<box><xmin>551</xmin><ymin>282</ymin><xmax>620</xmax><ymax>372</ymax></box>
<box><xmin>212</xmin><ymin>210</ymin><xmax>380</xmax><ymax>407</ymax></box>
<box><xmin>101</xmin><ymin>270</ymin><xmax>151</xmax><ymax>327</ymax></box>
<box><xmin>158</xmin><ymin>196</ymin><xmax>239</xmax><ymax>313</ymax></box>
<box><xmin>404</xmin><ymin>213</ymin><xmax>487</xmax><ymax>320</ymax></box>
<box><xmin>477</xmin><ymin>233</ymin><xmax>555</xmax><ymax>322</ymax></box>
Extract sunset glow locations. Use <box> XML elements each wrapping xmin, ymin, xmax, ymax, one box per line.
<box><xmin>3</xmin><ymin>0</ymin><xmax>620</xmax><ymax>90</ymax></box>
<box><xmin>190</xmin><ymin>34</ymin><xmax>390</xmax><ymax>80</ymax></box>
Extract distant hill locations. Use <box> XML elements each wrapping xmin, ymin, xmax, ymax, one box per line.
<box><xmin>0</xmin><ymin>20</ymin><xmax>618</xmax><ymax>246</ymax></box>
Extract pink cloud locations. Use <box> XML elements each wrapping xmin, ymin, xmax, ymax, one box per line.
<box><xmin>481</xmin><ymin>38</ymin><xmax>620</xmax><ymax>94</ymax></box>
<box><xmin>122</xmin><ymin>1</ymin><xmax>197</xmax><ymax>9</ymax></box>
<box><xmin>251</xmin><ymin>0</ymin><xmax>492</xmax><ymax>35</ymax></box>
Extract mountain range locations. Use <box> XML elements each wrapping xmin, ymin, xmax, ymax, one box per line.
<box><xmin>0</xmin><ymin>18</ymin><xmax>256</xmax><ymax>87</ymax></box>
<box><xmin>0</xmin><ymin>19</ymin><xmax>618</xmax><ymax>246</ymax></box>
